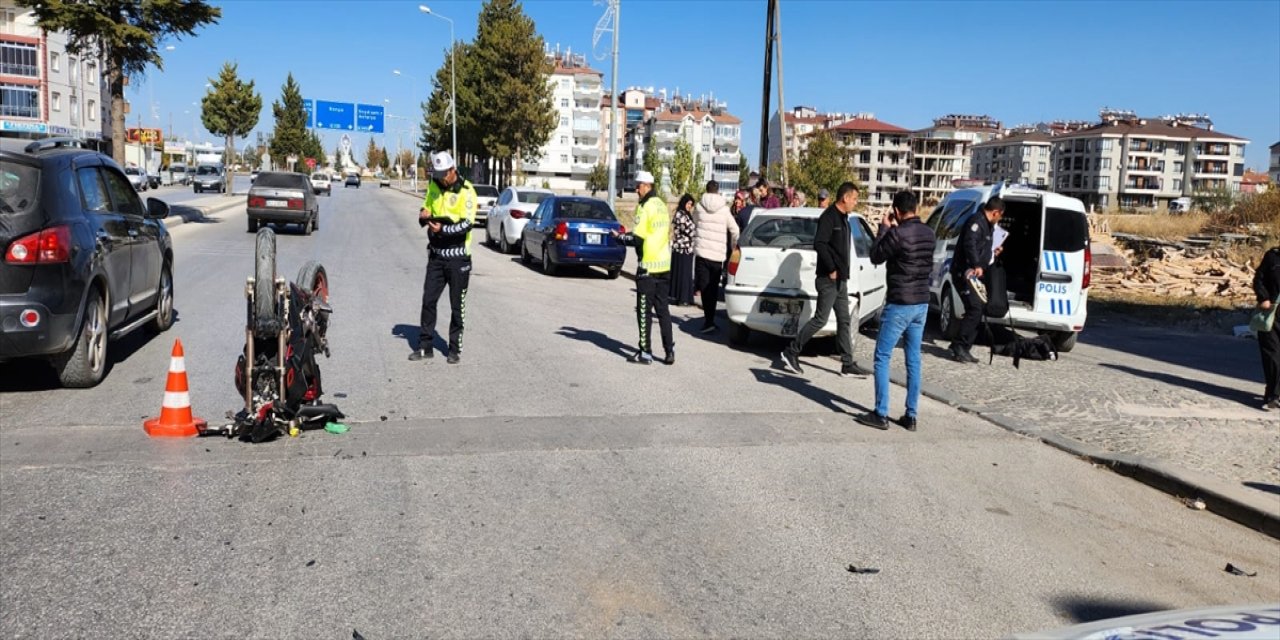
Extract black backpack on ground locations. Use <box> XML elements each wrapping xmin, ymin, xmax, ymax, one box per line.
<box><xmin>984</xmin><ymin>321</ymin><xmax>1058</xmax><ymax>368</ymax></box>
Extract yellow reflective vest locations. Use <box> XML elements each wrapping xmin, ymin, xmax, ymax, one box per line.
<box><xmin>421</xmin><ymin>178</ymin><xmax>478</xmax><ymax>257</ymax></box>
<box><xmin>634</xmin><ymin>194</ymin><xmax>671</xmax><ymax>274</ymax></box>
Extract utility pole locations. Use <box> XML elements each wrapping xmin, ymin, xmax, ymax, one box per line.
<box><xmin>594</xmin><ymin>0</ymin><xmax>621</xmax><ymax>212</ymax></box>
<box><xmin>757</xmin><ymin>0</ymin><xmax>776</xmax><ymax>174</ymax></box>
<box><xmin>773</xmin><ymin>0</ymin><xmax>787</xmax><ymax>187</ymax></box>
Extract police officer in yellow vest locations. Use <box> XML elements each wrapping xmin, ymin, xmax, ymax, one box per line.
<box><xmin>613</xmin><ymin>170</ymin><xmax>674</xmax><ymax>365</ymax></box>
<box><xmin>410</xmin><ymin>151</ymin><xmax>477</xmax><ymax>364</ymax></box>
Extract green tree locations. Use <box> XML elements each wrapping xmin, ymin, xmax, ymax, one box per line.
<box><xmin>334</xmin><ymin>144</ymin><xmax>346</xmax><ymax>172</ymax></box>
<box><xmin>788</xmin><ymin>131</ymin><xmax>858</xmax><ymax>200</ymax></box>
<box><xmin>21</xmin><ymin>0</ymin><xmax>220</xmax><ymax>165</ymax></box>
<box><xmin>738</xmin><ymin>151</ymin><xmax>751</xmax><ymax>189</ymax></box>
<box><xmin>302</xmin><ymin>131</ymin><xmax>325</xmax><ymax>169</ymax></box>
<box><xmin>380</xmin><ymin>145</ymin><xmax>391</xmax><ymax>171</ymax></box>
<box><xmin>419</xmin><ymin>41</ymin><xmax>476</xmax><ymax>160</ymax></box>
<box><xmin>470</xmin><ymin>0</ymin><xmax>558</xmax><ymax>187</ymax></box>
<box><xmin>269</xmin><ymin>73</ymin><xmax>309</xmax><ymax>172</ymax></box>
<box><xmin>364</xmin><ymin>138</ymin><xmax>381</xmax><ymax>171</ymax></box>
<box><xmin>667</xmin><ymin>137</ymin><xmax>695</xmax><ymax>198</ymax></box>
<box><xmin>586</xmin><ymin>162</ymin><xmax>608</xmax><ymax>195</ymax></box>
<box><xmin>690</xmin><ymin>154</ymin><xmax>706</xmax><ymax>199</ymax></box>
<box><xmin>642</xmin><ymin>146</ymin><xmax>666</xmax><ymax>199</ymax></box>
<box><xmin>1191</xmin><ymin>186</ymin><xmax>1235</xmax><ymax>215</ymax></box>
<box><xmin>201</xmin><ymin>61</ymin><xmax>261</xmax><ymax>173</ymax></box>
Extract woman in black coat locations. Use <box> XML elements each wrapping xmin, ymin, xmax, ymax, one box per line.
<box><xmin>669</xmin><ymin>194</ymin><xmax>697</xmax><ymax>306</ymax></box>
<box><xmin>1253</xmin><ymin>245</ymin><xmax>1280</xmax><ymax>410</ymax></box>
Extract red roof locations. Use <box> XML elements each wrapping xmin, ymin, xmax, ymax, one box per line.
<box><xmin>654</xmin><ymin>108</ymin><xmax>741</xmax><ymax>125</ymax></box>
<box><xmin>784</xmin><ymin>113</ymin><xmax>830</xmax><ymax>125</ymax></box>
<box><xmin>1058</xmin><ymin>120</ymin><xmax>1248</xmax><ymax>141</ymax></box>
<box><xmin>1243</xmin><ymin>170</ymin><xmax>1271</xmax><ymax>184</ymax></box>
<box><xmin>828</xmin><ymin>117</ymin><xmax>910</xmax><ymax>134</ymax></box>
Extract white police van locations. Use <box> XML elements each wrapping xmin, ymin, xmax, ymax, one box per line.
<box><xmin>925</xmin><ymin>184</ymin><xmax>1091</xmax><ymax>352</ymax></box>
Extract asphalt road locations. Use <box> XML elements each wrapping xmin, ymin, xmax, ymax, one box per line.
<box><xmin>2</xmin><ymin>185</ymin><xmax>1277</xmax><ymax>639</ymax></box>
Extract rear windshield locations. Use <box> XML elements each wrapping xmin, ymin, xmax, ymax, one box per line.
<box><xmin>743</xmin><ymin>215</ymin><xmax>819</xmax><ymax>250</ymax></box>
<box><xmin>311</xmin><ymin>173</ymin><xmax>327</xmax><ymax>180</ymax></box>
<box><xmin>1044</xmin><ymin>208</ymin><xmax>1088</xmax><ymax>252</ymax></box>
<box><xmin>124</xmin><ymin>167</ymin><xmax>141</xmax><ymax>175</ymax></box>
<box><xmin>196</xmin><ymin>166</ymin><xmax>220</xmax><ymax>175</ymax></box>
<box><xmin>0</xmin><ymin>163</ymin><xmax>39</xmax><ymax>216</ymax></box>
<box><xmin>554</xmin><ymin>199</ymin><xmax>615</xmax><ymax>221</ymax></box>
<box><xmin>474</xmin><ymin>185</ymin><xmax>499</xmax><ymax>197</ymax></box>
<box><xmin>254</xmin><ymin>172</ymin><xmax>307</xmax><ymax>188</ymax></box>
<box><xmin>517</xmin><ymin>191</ymin><xmax>551</xmax><ymax>205</ymax></box>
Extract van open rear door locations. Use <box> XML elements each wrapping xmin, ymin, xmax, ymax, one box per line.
<box><xmin>1032</xmin><ymin>205</ymin><xmax>1090</xmax><ymax>325</ymax></box>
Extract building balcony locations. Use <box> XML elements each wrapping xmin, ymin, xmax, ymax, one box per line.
<box><xmin>1198</xmin><ymin>146</ymin><xmax>1231</xmax><ymax>157</ymax></box>
<box><xmin>573</xmin><ymin>83</ymin><xmax>602</xmax><ymax>98</ymax></box>
<box><xmin>1126</xmin><ymin>164</ymin><xmax>1164</xmax><ymax>173</ymax></box>
<box><xmin>572</xmin><ymin>120</ymin><xmax>601</xmax><ymax>133</ymax></box>
<box><xmin>571</xmin><ymin>162</ymin><xmax>596</xmax><ymax>173</ymax></box>
<box><xmin>652</xmin><ymin>129</ymin><xmax>679</xmax><ymax>141</ymax></box>
<box><xmin>1123</xmin><ymin>182</ymin><xmax>1161</xmax><ymax>192</ymax></box>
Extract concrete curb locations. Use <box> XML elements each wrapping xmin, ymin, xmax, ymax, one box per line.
<box><xmin>886</xmin><ymin>368</ymin><xmax>1280</xmax><ymax>539</ymax></box>
<box><xmin>162</xmin><ymin>196</ymin><xmax>243</xmax><ymax>231</ymax></box>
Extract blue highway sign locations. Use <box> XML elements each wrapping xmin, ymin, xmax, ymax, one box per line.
<box><xmin>355</xmin><ymin>104</ymin><xmax>385</xmax><ymax>134</ymax></box>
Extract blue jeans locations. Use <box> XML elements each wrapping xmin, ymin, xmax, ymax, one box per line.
<box><xmin>874</xmin><ymin>303</ymin><xmax>928</xmax><ymax>418</ymax></box>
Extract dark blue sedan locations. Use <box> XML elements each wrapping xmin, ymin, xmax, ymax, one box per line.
<box><xmin>519</xmin><ymin>196</ymin><xmax>625</xmax><ymax>278</ymax></box>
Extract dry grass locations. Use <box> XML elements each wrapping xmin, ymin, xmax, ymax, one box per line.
<box><xmin>1098</xmin><ymin>211</ymin><xmax>1211</xmax><ymax>240</ymax></box>
<box><xmin>1089</xmin><ymin>288</ymin><xmax>1252</xmax><ymax>331</ymax></box>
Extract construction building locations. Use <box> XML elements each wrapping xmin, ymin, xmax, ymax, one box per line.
<box><xmin>822</xmin><ymin>114</ymin><xmax>912</xmax><ymax>206</ymax></box>
<box><xmin>970</xmin><ymin>128</ymin><xmax>1054</xmax><ymax>188</ymax></box>
<box><xmin>909</xmin><ymin>114</ymin><xmax>1001</xmax><ymax>205</ymax></box>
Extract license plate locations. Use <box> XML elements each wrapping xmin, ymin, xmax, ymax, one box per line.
<box><xmin>266</xmin><ymin>200</ymin><xmax>288</xmax><ymax>208</ymax></box>
<box><xmin>585</xmin><ymin>233</ymin><xmax>602</xmax><ymax>245</ymax></box>
<box><xmin>759</xmin><ymin>298</ymin><xmax>803</xmax><ymax>315</ymax></box>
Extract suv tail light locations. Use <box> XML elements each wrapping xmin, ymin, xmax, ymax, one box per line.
<box><xmin>554</xmin><ymin>221</ymin><xmax>568</xmax><ymax>241</ymax></box>
<box><xmin>727</xmin><ymin>246</ymin><xmax>742</xmax><ymax>276</ymax></box>
<box><xmin>1082</xmin><ymin>244</ymin><xmax>1092</xmax><ymax>289</ymax></box>
<box><xmin>248</xmin><ymin>196</ymin><xmax>266</xmax><ymax>207</ymax></box>
<box><xmin>6</xmin><ymin>225</ymin><xmax>72</xmax><ymax>265</ymax></box>
<box><xmin>510</xmin><ymin>209</ymin><xmax>527</xmax><ymax>219</ymax></box>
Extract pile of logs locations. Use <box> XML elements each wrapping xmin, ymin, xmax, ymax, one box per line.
<box><xmin>1091</xmin><ymin>242</ymin><xmax>1256</xmax><ymax>300</ymax></box>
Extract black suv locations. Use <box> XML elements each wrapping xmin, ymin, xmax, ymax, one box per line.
<box><xmin>0</xmin><ymin>137</ymin><xmax>175</xmax><ymax>387</ymax></box>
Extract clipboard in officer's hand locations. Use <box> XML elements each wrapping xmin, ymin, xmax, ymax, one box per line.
<box><xmin>418</xmin><ymin>215</ymin><xmax>454</xmax><ymax>227</ymax></box>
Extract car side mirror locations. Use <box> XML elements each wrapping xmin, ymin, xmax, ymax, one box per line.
<box><xmin>145</xmin><ymin>197</ymin><xmax>170</xmax><ymax>219</ymax></box>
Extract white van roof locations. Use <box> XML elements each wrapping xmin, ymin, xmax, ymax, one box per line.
<box><xmin>943</xmin><ymin>184</ymin><xmax>1086</xmax><ymax>214</ymax></box>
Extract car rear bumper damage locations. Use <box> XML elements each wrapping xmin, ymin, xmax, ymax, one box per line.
<box><xmin>247</xmin><ymin>208</ymin><xmax>310</xmax><ymax>223</ymax></box>
<box><xmin>0</xmin><ymin>299</ymin><xmax>78</xmax><ymax>360</ymax></box>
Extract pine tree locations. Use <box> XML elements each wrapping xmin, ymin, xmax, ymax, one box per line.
<box><xmin>364</xmin><ymin>138</ymin><xmax>381</xmax><ymax>171</ymax></box>
<box><xmin>269</xmin><ymin>73</ymin><xmax>309</xmax><ymax>172</ymax></box>
<box><xmin>587</xmin><ymin>163</ymin><xmax>608</xmax><ymax>195</ymax></box>
<box><xmin>201</xmin><ymin>62</ymin><xmax>261</xmax><ymax>172</ymax></box>
<box><xmin>380</xmin><ymin>145</ymin><xmax>391</xmax><ymax>171</ymax></box>
<box><xmin>738</xmin><ymin>152</ymin><xmax>751</xmax><ymax>189</ymax></box>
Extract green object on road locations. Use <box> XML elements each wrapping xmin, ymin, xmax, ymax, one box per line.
<box><xmin>324</xmin><ymin>422</ymin><xmax>349</xmax><ymax>434</ymax></box>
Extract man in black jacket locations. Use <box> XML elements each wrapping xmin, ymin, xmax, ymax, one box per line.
<box><xmin>855</xmin><ymin>192</ymin><xmax>937</xmax><ymax>431</ymax></box>
<box><xmin>948</xmin><ymin>196</ymin><xmax>1005</xmax><ymax>363</ymax></box>
<box><xmin>780</xmin><ymin>181</ymin><xmax>863</xmax><ymax>377</ymax></box>
<box><xmin>1253</xmin><ymin>245</ymin><xmax>1280</xmax><ymax>410</ymax></box>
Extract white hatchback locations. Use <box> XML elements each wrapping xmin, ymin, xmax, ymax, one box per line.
<box><xmin>724</xmin><ymin>207</ymin><xmax>886</xmax><ymax>345</ymax></box>
<box><xmin>486</xmin><ymin>187</ymin><xmax>554</xmax><ymax>254</ymax></box>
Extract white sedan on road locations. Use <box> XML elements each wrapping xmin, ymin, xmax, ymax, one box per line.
<box><xmin>485</xmin><ymin>187</ymin><xmax>553</xmax><ymax>254</ymax></box>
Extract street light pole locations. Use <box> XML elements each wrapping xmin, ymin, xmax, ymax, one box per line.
<box><xmin>420</xmin><ymin>5</ymin><xmax>457</xmax><ymax>164</ymax></box>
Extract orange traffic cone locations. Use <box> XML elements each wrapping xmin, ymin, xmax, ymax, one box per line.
<box><xmin>144</xmin><ymin>339</ymin><xmax>206</xmax><ymax>437</ymax></box>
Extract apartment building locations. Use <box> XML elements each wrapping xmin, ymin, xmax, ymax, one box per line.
<box><xmin>621</xmin><ymin>93</ymin><xmax>742</xmax><ymax>193</ymax></box>
<box><xmin>1</xmin><ymin>1</ymin><xmax>111</xmax><ymax>145</ymax></box>
<box><xmin>823</xmin><ymin>115</ymin><xmax>911</xmax><ymax>207</ymax></box>
<box><xmin>522</xmin><ymin>50</ymin><xmax>603</xmax><ymax>191</ymax></box>
<box><xmin>1052</xmin><ymin>115</ymin><xmax>1249</xmax><ymax>210</ymax></box>
<box><xmin>766</xmin><ymin>105</ymin><xmax>858</xmax><ymax>166</ymax></box>
<box><xmin>600</xmin><ymin>88</ymin><xmax>660</xmax><ymax>184</ymax></box>
<box><xmin>910</xmin><ymin>114</ymin><xmax>1001</xmax><ymax>204</ymax></box>
<box><xmin>970</xmin><ymin>129</ymin><xmax>1054</xmax><ymax>188</ymax></box>
<box><xmin>1270</xmin><ymin>141</ymin><xmax>1280</xmax><ymax>185</ymax></box>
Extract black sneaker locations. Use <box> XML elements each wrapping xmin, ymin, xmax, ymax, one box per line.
<box><xmin>408</xmin><ymin>347</ymin><xmax>433</xmax><ymax>361</ymax></box>
<box><xmin>840</xmin><ymin>364</ymin><xmax>871</xmax><ymax>378</ymax></box>
<box><xmin>661</xmin><ymin>351</ymin><xmax>675</xmax><ymax>366</ymax></box>
<box><xmin>855</xmin><ymin>411</ymin><xmax>890</xmax><ymax>431</ymax></box>
<box><xmin>950</xmin><ymin>345</ymin><xmax>979</xmax><ymax>364</ymax></box>
<box><xmin>629</xmin><ymin>351</ymin><xmax>653</xmax><ymax>365</ymax></box>
<box><xmin>447</xmin><ymin>351</ymin><xmax>460</xmax><ymax>364</ymax></box>
<box><xmin>699</xmin><ymin>324</ymin><xmax>718</xmax><ymax>334</ymax></box>
<box><xmin>897</xmin><ymin>414</ymin><xmax>918</xmax><ymax>431</ymax></box>
<box><xmin>780</xmin><ymin>350</ymin><xmax>803</xmax><ymax>375</ymax></box>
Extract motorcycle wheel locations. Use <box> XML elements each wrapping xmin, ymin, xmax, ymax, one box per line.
<box><xmin>255</xmin><ymin>228</ymin><xmax>279</xmax><ymax>330</ymax></box>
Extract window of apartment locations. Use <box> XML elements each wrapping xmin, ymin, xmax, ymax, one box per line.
<box><xmin>51</xmin><ymin>91</ymin><xmax>61</xmax><ymax>111</ymax></box>
<box><xmin>87</xmin><ymin>99</ymin><xmax>96</xmax><ymax>121</ymax></box>
<box><xmin>69</xmin><ymin>56</ymin><xmax>78</xmax><ymax>83</ymax></box>
<box><xmin>50</xmin><ymin>51</ymin><xmax>60</xmax><ymax>72</ymax></box>
<box><xmin>1022</xmin><ymin>162</ymin><xmax>1029</xmax><ymax>171</ymax></box>
<box><xmin>560</xmin><ymin>98</ymin><xmax>569</xmax><ymax>108</ymax></box>
<box><xmin>702</xmin><ymin>144</ymin><xmax>710</xmax><ymax>154</ymax></box>
<box><xmin>0</xmin><ymin>82</ymin><xmax>39</xmax><ymax>118</ymax></box>
<box><xmin>69</xmin><ymin>94</ymin><xmax>78</xmax><ymax>125</ymax></box>
<box><xmin>1036</xmin><ymin>177</ymin><xmax>1045</xmax><ymax>186</ymax></box>
<box><xmin>1084</xmin><ymin>158</ymin><xmax>1091</xmax><ymax>171</ymax></box>
<box><xmin>1098</xmin><ymin>176</ymin><xmax>1110</xmax><ymax>189</ymax></box>
<box><xmin>560</xmin><ymin>116</ymin><xmax>569</xmax><ymax>127</ymax></box>
<box><xmin>560</xmin><ymin>136</ymin><xmax>568</xmax><ymax>145</ymax></box>
<box><xmin>1</xmin><ymin>8</ymin><xmax>16</xmax><ymax>32</ymax></box>
<box><xmin>1174</xmin><ymin>142</ymin><xmax>1186</xmax><ymax>155</ymax></box>
<box><xmin>560</xmin><ymin>78</ymin><xmax>570</xmax><ymax>89</ymax></box>
<box><xmin>1038</xmin><ymin>162</ymin><xmax>1046</xmax><ymax>173</ymax></box>
<box><xmin>0</xmin><ymin>41</ymin><xmax>38</xmax><ymax>77</ymax></box>
<box><xmin>1173</xmin><ymin>160</ymin><xmax>1184</xmax><ymax>173</ymax></box>
<box><xmin>1099</xmin><ymin>158</ymin><xmax>1111</xmax><ymax>170</ymax></box>
<box><xmin>1173</xmin><ymin>179</ymin><xmax>1182</xmax><ymax>191</ymax></box>
<box><xmin>86</xmin><ymin>61</ymin><xmax>97</xmax><ymax>85</ymax></box>
<box><xmin>559</xmin><ymin>154</ymin><xmax>568</xmax><ymax>163</ymax></box>
<box><xmin>1100</xmin><ymin>139</ymin><xmax>1113</xmax><ymax>151</ymax></box>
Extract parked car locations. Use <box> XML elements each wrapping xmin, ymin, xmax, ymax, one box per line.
<box><xmin>519</xmin><ymin>195</ymin><xmax>624</xmax><ymax>278</ymax></box>
<box><xmin>485</xmin><ymin>187</ymin><xmax>552</xmax><ymax>254</ymax></box>
<box><xmin>247</xmin><ymin>171</ymin><xmax>319</xmax><ymax>235</ymax></box>
<box><xmin>924</xmin><ymin>183</ymin><xmax>1090</xmax><ymax>352</ymax></box>
<box><xmin>310</xmin><ymin>172</ymin><xmax>332</xmax><ymax>196</ymax></box>
<box><xmin>147</xmin><ymin>171</ymin><xmax>161</xmax><ymax>190</ymax></box>
<box><xmin>724</xmin><ymin>207</ymin><xmax>886</xmax><ymax>346</ymax></box>
<box><xmin>473</xmin><ymin>183</ymin><xmax>499</xmax><ymax>224</ymax></box>
<box><xmin>193</xmin><ymin>163</ymin><xmax>226</xmax><ymax>194</ymax></box>
<box><xmin>170</xmin><ymin>163</ymin><xmax>189</xmax><ymax>186</ymax></box>
<box><xmin>123</xmin><ymin>166</ymin><xmax>148</xmax><ymax>192</ymax></box>
<box><xmin>0</xmin><ymin>137</ymin><xmax>174</xmax><ymax>387</ymax></box>
<box><xmin>344</xmin><ymin>173</ymin><xmax>360</xmax><ymax>188</ymax></box>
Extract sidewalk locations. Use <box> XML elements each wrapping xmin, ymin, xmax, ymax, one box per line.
<box><xmin>156</xmin><ymin>192</ymin><xmax>243</xmax><ymax>231</ymax></box>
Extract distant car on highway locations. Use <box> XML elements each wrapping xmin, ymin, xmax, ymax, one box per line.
<box><xmin>310</xmin><ymin>172</ymin><xmax>332</xmax><ymax>196</ymax></box>
<box><xmin>344</xmin><ymin>173</ymin><xmax>360</xmax><ymax>188</ymax></box>
<box><xmin>473</xmin><ymin>183</ymin><xmax>499</xmax><ymax>223</ymax></box>
<box><xmin>519</xmin><ymin>195</ymin><xmax>624</xmax><ymax>278</ymax></box>
<box><xmin>170</xmin><ymin>163</ymin><xmax>189</xmax><ymax>186</ymax></box>
<box><xmin>247</xmin><ymin>171</ymin><xmax>319</xmax><ymax>235</ymax></box>
<box><xmin>724</xmin><ymin>207</ymin><xmax>886</xmax><ymax>346</ymax></box>
<box><xmin>192</xmin><ymin>163</ymin><xmax>226</xmax><ymax>194</ymax></box>
<box><xmin>0</xmin><ymin>137</ymin><xmax>174</xmax><ymax>388</ymax></box>
<box><xmin>123</xmin><ymin>166</ymin><xmax>148</xmax><ymax>192</ymax></box>
<box><xmin>378</xmin><ymin>174</ymin><xmax>391</xmax><ymax>188</ymax></box>
<box><xmin>485</xmin><ymin>187</ymin><xmax>552</xmax><ymax>255</ymax></box>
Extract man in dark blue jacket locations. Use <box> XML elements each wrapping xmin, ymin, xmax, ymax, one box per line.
<box><xmin>855</xmin><ymin>192</ymin><xmax>937</xmax><ymax>431</ymax></box>
<box><xmin>780</xmin><ymin>181</ymin><xmax>862</xmax><ymax>377</ymax></box>
<box><xmin>948</xmin><ymin>196</ymin><xmax>1004</xmax><ymax>363</ymax></box>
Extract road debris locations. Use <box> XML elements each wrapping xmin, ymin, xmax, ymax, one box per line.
<box><xmin>1224</xmin><ymin>563</ymin><xmax>1257</xmax><ymax>577</ymax></box>
<box><xmin>846</xmin><ymin>565</ymin><xmax>880</xmax><ymax>575</ymax></box>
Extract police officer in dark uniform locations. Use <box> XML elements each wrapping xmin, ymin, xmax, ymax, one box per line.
<box><xmin>948</xmin><ymin>196</ymin><xmax>1004</xmax><ymax>363</ymax></box>
<box><xmin>410</xmin><ymin>151</ymin><xmax>477</xmax><ymax>365</ymax></box>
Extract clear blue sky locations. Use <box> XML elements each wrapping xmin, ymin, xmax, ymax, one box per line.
<box><xmin>132</xmin><ymin>0</ymin><xmax>1280</xmax><ymax>170</ymax></box>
